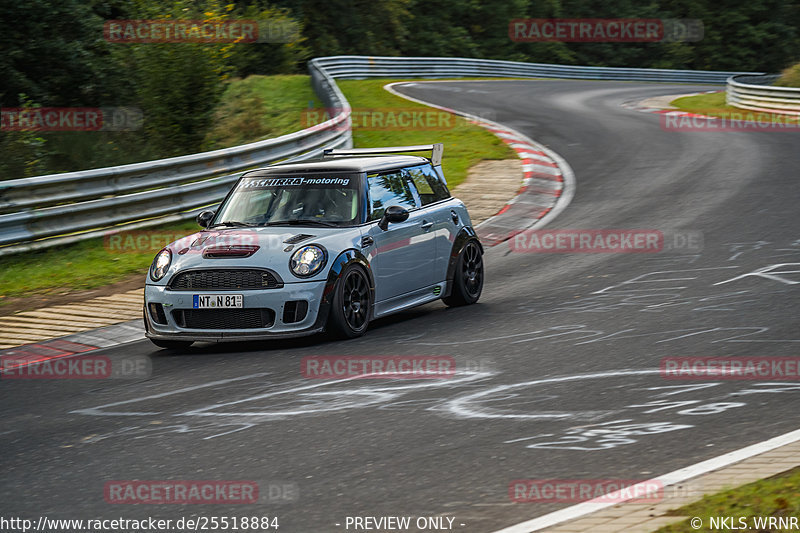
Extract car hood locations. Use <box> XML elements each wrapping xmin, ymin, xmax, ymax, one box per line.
<box><xmin>154</xmin><ymin>226</ymin><xmax>364</xmax><ymax>284</ymax></box>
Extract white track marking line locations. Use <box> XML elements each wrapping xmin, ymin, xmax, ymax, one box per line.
<box><xmin>491</xmin><ymin>426</ymin><xmax>800</xmax><ymax>532</ymax></box>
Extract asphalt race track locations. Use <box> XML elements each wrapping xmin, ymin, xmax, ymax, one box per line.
<box><xmin>3</xmin><ymin>80</ymin><xmax>799</xmax><ymax>532</ymax></box>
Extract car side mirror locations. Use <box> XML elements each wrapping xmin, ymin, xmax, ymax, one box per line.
<box><xmin>196</xmin><ymin>210</ymin><xmax>216</xmax><ymax>228</ymax></box>
<box><xmin>378</xmin><ymin>205</ymin><xmax>409</xmax><ymax>231</ymax></box>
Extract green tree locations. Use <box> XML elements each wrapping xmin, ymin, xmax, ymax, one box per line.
<box><xmin>0</xmin><ymin>0</ymin><xmax>119</xmax><ymax>107</ymax></box>
<box><xmin>282</xmin><ymin>0</ymin><xmax>411</xmax><ymax>56</ymax></box>
<box><xmin>109</xmin><ymin>0</ymin><xmax>234</xmax><ymax>156</ymax></box>
<box><xmin>227</xmin><ymin>3</ymin><xmax>310</xmax><ymax>76</ymax></box>
<box><xmin>683</xmin><ymin>0</ymin><xmax>800</xmax><ymax>72</ymax></box>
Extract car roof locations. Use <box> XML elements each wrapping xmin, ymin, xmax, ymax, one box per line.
<box><xmin>244</xmin><ymin>155</ymin><xmax>430</xmax><ymax>177</ymax></box>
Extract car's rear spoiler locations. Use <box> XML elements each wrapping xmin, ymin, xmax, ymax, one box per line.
<box><xmin>323</xmin><ymin>143</ymin><xmax>443</xmax><ymax>167</ymax></box>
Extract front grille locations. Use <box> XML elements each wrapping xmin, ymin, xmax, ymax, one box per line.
<box><xmin>169</xmin><ymin>269</ymin><xmax>283</xmax><ymax>290</ymax></box>
<box><xmin>173</xmin><ymin>308</ymin><xmax>275</xmax><ymax>329</ymax></box>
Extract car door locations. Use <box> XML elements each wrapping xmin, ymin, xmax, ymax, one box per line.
<box><xmin>404</xmin><ymin>164</ymin><xmax>454</xmax><ymax>284</ymax></box>
<box><xmin>365</xmin><ymin>169</ymin><xmax>437</xmax><ymax>303</ymax></box>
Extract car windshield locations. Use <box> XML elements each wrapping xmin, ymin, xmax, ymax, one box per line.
<box><xmin>213</xmin><ymin>174</ymin><xmax>361</xmax><ymax>227</ymax></box>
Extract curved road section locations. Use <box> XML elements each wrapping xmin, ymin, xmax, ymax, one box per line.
<box><xmin>2</xmin><ymin>80</ymin><xmax>799</xmax><ymax>532</ymax></box>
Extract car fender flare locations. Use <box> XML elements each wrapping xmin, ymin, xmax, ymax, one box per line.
<box><xmin>444</xmin><ymin>227</ymin><xmax>483</xmax><ymax>298</ymax></box>
<box><xmin>313</xmin><ymin>249</ymin><xmax>375</xmax><ymax>329</ymax></box>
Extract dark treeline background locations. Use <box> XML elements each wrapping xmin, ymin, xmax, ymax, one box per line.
<box><xmin>1</xmin><ymin>0</ymin><xmax>799</xmax><ymax>178</ymax></box>
<box><xmin>288</xmin><ymin>0</ymin><xmax>800</xmax><ymax>72</ymax></box>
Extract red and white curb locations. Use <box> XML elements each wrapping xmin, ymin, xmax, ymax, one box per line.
<box><xmin>384</xmin><ymin>81</ymin><xmax>575</xmax><ymax>247</ymax></box>
<box><xmin>621</xmin><ymin>90</ymin><xmax>720</xmax><ymax>119</ymax></box>
<box><xmin>473</xmin><ymin>122</ymin><xmax>568</xmax><ymax>245</ymax></box>
<box><xmin>0</xmin><ymin>320</ymin><xmax>144</xmax><ymax>375</ymax></box>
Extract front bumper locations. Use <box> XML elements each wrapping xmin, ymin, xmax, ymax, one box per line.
<box><xmin>144</xmin><ymin>281</ymin><xmax>327</xmax><ymax>342</ymax></box>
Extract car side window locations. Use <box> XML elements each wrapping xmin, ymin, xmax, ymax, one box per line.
<box><xmin>367</xmin><ymin>171</ymin><xmax>417</xmax><ymax>221</ymax></box>
<box><xmin>405</xmin><ymin>164</ymin><xmax>450</xmax><ymax>206</ymax></box>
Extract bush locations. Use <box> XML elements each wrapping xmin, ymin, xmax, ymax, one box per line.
<box><xmin>203</xmin><ymin>75</ymin><xmax>320</xmax><ymax>150</ymax></box>
<box><xmin>776</xmin><ymin>62</ymin><xmax>800</xmax><ymax>87</ymax></box>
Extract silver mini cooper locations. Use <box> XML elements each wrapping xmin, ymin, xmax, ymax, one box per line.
<box><xmin>144</xmin><ymin>144</ymin><xmax>484</xmax><ymax>349</ymax></box>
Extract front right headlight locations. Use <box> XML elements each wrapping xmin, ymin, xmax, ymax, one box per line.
<box><xmin>150</xmin><ymin>248</ymin><xmax>172</xmax><ymax>281</ymax></box>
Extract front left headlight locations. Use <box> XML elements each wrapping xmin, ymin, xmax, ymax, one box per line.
<box><xmin>290</xmin><ymin>245</ymin><xmax>327</xmax><ymax>278</ymax></box>
<box><xmin>150</xmin><ymin>248</ymin><xmax>172</xmax><ymax>281</ymax></box>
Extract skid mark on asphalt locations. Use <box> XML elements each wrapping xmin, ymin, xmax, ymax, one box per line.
<box><xmin>409</xmin><ymin>323</ymin><xmax>796</xmax><ymax>346</ymax></box>
<box><xmin>430</xmin><ymin>248</ymin><xmax>800</xmax><ymax>347</ymax></box>
<box><xmin>70</xmin><ymin>368</ymin><xmax>800</xmax><ymax>453</ymax></box>
<box><xmin>714</xmin><ymin>263</ymin><xmax>800</xmax><ymax>286</ymax></box>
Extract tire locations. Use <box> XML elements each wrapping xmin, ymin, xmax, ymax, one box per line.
<box><xmin>327</xmin><ymin>264</ymin><xmax>372</xmax><ymax>339</ymax></box>
<box><xmin>443</xmin><ymin>240</ymin><xmax>483</xmax><ymax>307</ymax></box>
<box><xmin>149</xmin><ymin>339</ymin><xmax>193</xmax><ymax>351</ymax></box>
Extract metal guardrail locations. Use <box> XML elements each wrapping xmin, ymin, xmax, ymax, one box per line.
<box><xmin>0</xmin><ymin>60</ymin><xmax>352</xmax><ymax>254</ymax></box>
<box><xmin>0</xmin><ymin>55</ymin><xmax>757</xmax><ymax>255</ymax></box>
<box><xmin>311</xmin><ymin>55</ymin><xmax>753</xmax><ymax>84</ymax></box>
<box><xmin>727</xmin><ymin>74</ymin><xmax>800</xmax><ymax>116</ymax></box>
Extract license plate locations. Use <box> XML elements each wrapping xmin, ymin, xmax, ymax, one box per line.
<box><xmin>193</xmin><ymin>294</ymin><xmax>243</xmax><ymax>309</ymax></box>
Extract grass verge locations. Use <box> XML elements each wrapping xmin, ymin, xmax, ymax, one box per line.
<box><xmin>1</xmin><ymin>77</ymin><xmax>514</xmax><ymax>305</ymax></box>
<box><xmin>776</xmin><ymin>62</ymin><xmax>800</xmax><ymax>87</ymax></box>
<box><xmin>0</xmin><ymin>220</ymin><xmax>201</xmax><ymax>305</ymax></box>
<box><xmin>337</xmin><ymin>79</ymin><xmax>513</xmax><ymax>189</ymax></box>
<box><xmin>204</xmin><ymin>74</ymin><xmax>321</xmax><ymax>149</ymax></box>
<box><xmin>655</xmin><ymin>467</ymin><xmax>800</xmax><ymax>532</ymax></box>
<box><xmin>671</xmin><ymin>92</ymin><xmax>799</xmax><ymax>125</ymax></box>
